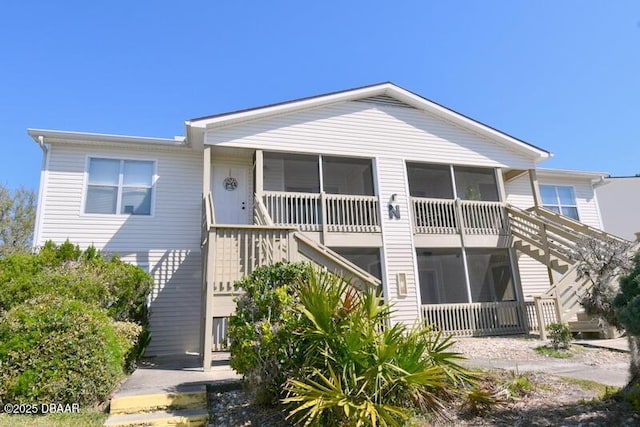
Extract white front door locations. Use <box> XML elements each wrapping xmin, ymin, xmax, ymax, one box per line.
<box><xmin>211</xmin><ymin>163</ymin><xmax>251</xmax><ymax>224</ymax></box>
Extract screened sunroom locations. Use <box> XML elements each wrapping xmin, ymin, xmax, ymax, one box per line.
<box><xmin>259</xmin><ymin>152</ymin><xmax>380</xmax><ymax>234</ymax></box>
<box><xmin>407</xmin><ymin>162</ymin><xmax>507</xmax><ymax>236</ymax></box>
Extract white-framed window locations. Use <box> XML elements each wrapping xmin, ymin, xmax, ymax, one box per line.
<box><xmin>85</xmin><ymin>158</ymin><xmax>155</xmax><ymax>215</ymax></box>
<box><xmin>540</xmin><ymin>185</ymin><xmax>579</xmax><ymax>220</ymax></box>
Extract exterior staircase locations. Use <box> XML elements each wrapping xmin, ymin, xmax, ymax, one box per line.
<box><xmin>104</xmin><ymin>385</ymin><xmax>209</xmax><ymax>427</ymax></box>
<box><xmin>201</xmin><ymin>194</ymin><xmax>381</xmax><ymax>367</ymax></box>
<box><xmin>506</xmin><ymin>205</ymin><xmax>635</xmax><ymax>338</ymax></box>
<box><xmin>253</xmin><ymin>194</ymin><xmax>381</xmax><ymax>290</ymax></box>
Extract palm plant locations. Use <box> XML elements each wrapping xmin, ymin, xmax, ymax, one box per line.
<box><xmin>283</xmin><ymin>268</ymin><xmax>476</xmax><ymax>426</ymax></box>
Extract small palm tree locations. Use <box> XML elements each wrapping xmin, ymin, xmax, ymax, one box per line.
<box><xmin>283</xmin><ymin>268</ymin><xmax>476</xmax><ymax>426</ymax></box>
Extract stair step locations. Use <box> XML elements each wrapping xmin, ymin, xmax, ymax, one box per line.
<box><xmin>549</xmin><ymin>259</ymin><xmax>569</xmax><ymax>274</ymax></box>
<box><xmin>568</xmin><ymin>319</ymin><xmax>601</xmax><ymax>333</ymax></box>
<box><xmin>104</xmin><ymin>408</ymin><xmax>209</xmax><ymax>427</ymax></box>
<box><xmin>110</xmin><ymin>387</ymin><xmax>207</xmax><ymax>415</ymax></box>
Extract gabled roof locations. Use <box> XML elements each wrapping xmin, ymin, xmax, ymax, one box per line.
<box><xmin>186</xmin><ymin>82</ymin><xmax>551</xmax><ymax>161</ymax></box>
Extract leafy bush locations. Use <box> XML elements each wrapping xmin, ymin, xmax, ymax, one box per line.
<box><xmin>228</xmin><ymin>262</ymin><xmax>309</xmax><ymax>404</ymax></box>
<box><xmin>0</xmin><ymin>240</ymin><xmax>153</xmax><ymax>328</ymax></box>
<box><xmin>0</xmin><ymin>295</ymin><xmax>139</xmax><ymax>406</ymax></box>
<box><xmin>547</xmin><ymin>323</ymin><xmax>573</xmax><ymax>350</ymax></box>
<box><xmin>283</xmin><ymin>268</ymin><xmax>477</xmax><ymax>426</ymax></box>
<box><xmin>230</xmin><ymin>263</ymin><xmax>479</xmax><ymax>425</ymax></box>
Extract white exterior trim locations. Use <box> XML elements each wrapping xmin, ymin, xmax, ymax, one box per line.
<box><xmin>80</xmin><ymin>155</ymin><xmax>158</xmax><ymax>218</ymax></box>
<box><xmin>28</xmin><ymin>128</ymin><xmax>186</xmax><ymax>147</ymax></box>
<box><xmin>32</xmin><ymin>144</ymin><xmax>50</xmax><ymax>248</ymax></box>
<box><xmin>189</xmin><ymin>83</ymin><xmax>550</xmax><ymax>161</ymax></box>
<box><xmin>403</xmin><ymin>159</ymin><xmax>424</xmax><ymax>319</ymax></box>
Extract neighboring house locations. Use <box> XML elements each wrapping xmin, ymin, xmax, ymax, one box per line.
<box><xmin>595</xmin><ymin>175</ymin><xmax>640</xmax><ymax>241</ymax></box>
<box><xmin>28</xmin><ymin>83</ymin><xmax>627</xmax><ymax>367</ymax></box>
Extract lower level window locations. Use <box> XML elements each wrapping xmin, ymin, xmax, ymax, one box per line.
<box><xmin>466</xmin><ymin>249</ymin><xmax>515</xmax><ymax>302</ymax></box>
<box><xmin>85</xmin><ymin>158</ymin><xmax>155</xmax><ymax>215</ymax></box>
<box><xmin>416</xmin><ymin>249</ymin><xmax>468</xmax><ymax>304</ymax></box>
<box><xmin>331</xmin><ymin>247</ymin><xmax>382</xmax><ymax>280</ymax></box>
<box><xmin>416</xmin><ymin>248</ymin><xmax>516</xmax><ymax>304</ymax></box>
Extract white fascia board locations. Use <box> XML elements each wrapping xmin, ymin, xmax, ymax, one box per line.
<box><xmin>187</xmin><ymin>84</ymin><xmax>391</xmax><ymax>129</ymax></box>
<box><xmin>382</xmin><ymin>86</ymin><xmax>551</xmax><ymax>161</ymax></box>
<box><xmin>537</xmin><ymin>167</ymin><xmax>609</xmax><ymax>181</ymax></box>
<box><xmin>189</xmin><ymin>82</ymin><xmax>550</xmax><ymax>161</ymax></box>
<box><xmin>27</xmin><ymin>129</ymin><xmax>187</xmax><ymax>148</ymax></box>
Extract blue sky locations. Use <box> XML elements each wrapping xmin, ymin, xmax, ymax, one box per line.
<box><xmin>1</xmin><ymin>1</ymin><xmax>639</xmax><ymax>190</ymax></box>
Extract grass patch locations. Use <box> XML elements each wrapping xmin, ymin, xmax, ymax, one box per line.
<box><xmin>0</xmin><ymin>410</ymin><xmax>107</xmax><ymax>427</ymax></box>
<box><xmin>535</xmin><ymin>345</ymin><xmax>572</xmax><ymax>359</ymax></box>
<box><xmin>561</xmin><ymin>376</ymin><xmax>619</xmax><ymax>395</ymax></box>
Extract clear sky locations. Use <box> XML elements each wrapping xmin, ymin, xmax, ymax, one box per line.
<box><xmin>1</xmin><ymin>1</ymin><xmax>639</xmax><ymax>191</ymax></box>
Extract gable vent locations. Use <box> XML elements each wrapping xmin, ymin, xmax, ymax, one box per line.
<box><xmin>356</xmin><ymin>95</ymin><xmax>414</xmax><ymax>108</ymax></box>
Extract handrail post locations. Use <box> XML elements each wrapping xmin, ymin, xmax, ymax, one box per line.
<box><xmin>534</xmin><ymin>296</ymin><xmax>547</xmax><ymax>340</ymax></box>
<box><xmin>202</xmin><ymin>229</ymin><xmax>216</xmax><ymax>371</ymax></box>
<box><xmin>320</xmin><ymin>191</ymin><xmax>328</xmax><ymax>244</ymax></box>
<box><xmin>455</xmin><ymin>198</ymin><xmax>464</xmax><ymax>236</ymax></box>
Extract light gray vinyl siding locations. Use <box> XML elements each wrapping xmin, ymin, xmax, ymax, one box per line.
<box><xmin>596</xmin><ymin>177</ymin><xmax>640</xmax><ymax>241</ymax></box>
<box><xmin>505</xmin><ymin>175</ymin><xmax>535</xmax><ymax>209</ymax></box>
<box><xmin>376</xmin><ymin>157</ymin><xmax>421</xmax><ymax>325</ymax></box>
<box><xmin>506</xmin><ymin>174</ymin><xmax>602</xmax><ymax>229</ymax></box>
<box><xmin>538</xmin><ymin>176</ymin><xmax>603</xmax><ymax>229</ymax></box>
<box><xmin>504</xmin><ymin>177</ymin><xmax>551</xmax><ymax>298</ymax></box>
<box><xmin>38</xmin><ymin>143</ymin><xmax>203</xmax><ymax>356</ymax></box>
<box><xmin>505</xmin><ymin>173</ymin><xmax>604</xmax><ymax>298</ymax></box>
<box><xmin>206</xmin><ymin>101</ymin><xmax>536</xmax><ymax>170</ymax></box>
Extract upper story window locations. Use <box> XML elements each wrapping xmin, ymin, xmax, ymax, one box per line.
<box><xmin>264</xmin><ymin>152</ymin><xmax>320</xmax><ymax>193</ymax></box>
<box><xmin>540</xmin><ymin>185</ymin><xmax>579</xmax><ymax>220</ymax></box>
<box><xmin>407</xmin><ymin>163</ymin><xmax>453</xmax><ymax>198</ymax></box>
<box><xmin>322</xmin><ymin>156</ymin><xmax>374</xmax><ymax>196</ymax></box>
<box><xmin>263</xmin><ymin>152</ymin><xmax>374</xmax><ymax>195</ymax></box>
<box><xmin>406</xmin><ymin>162</ymin><xmax>499</xmax><ymax>201</ymax></box>
<box><xmin>85</xmin><ymin>158</ymin><xmax>155</xmax><ymax>215</ymax></box>
<box><xmin>454</xmin><ymin>166</ymin><xmax>499</xmax><ymax>201</ymax></box>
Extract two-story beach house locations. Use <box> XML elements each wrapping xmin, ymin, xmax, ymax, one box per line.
<box><xmin>28</xmin><ymin>83</ymin><xmax>630</xmax><ymax>369</ymax></box>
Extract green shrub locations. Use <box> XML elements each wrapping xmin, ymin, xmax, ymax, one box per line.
<box><xmin>0</xmin><ymin>240</ymin><xmax>153</xmax><ymax>328</ymax></box>
<box><xmin>0</xmin><ymin>295</ymin><xmax>138</xmax><ymax>406</ymax></box>
<box><xmin>228</xmin><ymin>262</ymin><xmax>310</xmax><ymax>403</ymax></box>
<box><xmin>283</xmin><ymin>268</ymin><xmax>477</xmax><ymax>426</ymax></box>
<box><xmin>230</xmin><ymin>264</ymin><xmax>479</xmax><ymax>425</ymax></box>
<box><xmin>547</xmin><ymin>322</ymin><xmax>573</xmax><ymax>350</ymax></box>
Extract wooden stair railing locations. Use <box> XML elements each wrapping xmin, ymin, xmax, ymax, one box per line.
<box><xmin>292</xmin><ymin>232</ymin><xmax>381</xmax><ymax>291</ymax></box>
<box><xmin>254</xmin><ymin>194</ymin><xmax>380</xmax><ymax>290</ymax></box>
<box><xmin>506</xmin><ymin>204</ymin><xmax>635</xmax><ymax>339</ymax></box>
<box><xmin>530</xmin><ymin>206</ymin><xmax>628</xmax><ymax>244</ymax></box>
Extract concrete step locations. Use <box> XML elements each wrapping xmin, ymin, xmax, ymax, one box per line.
<box><xmin>568</xmin><ymin>319</ymin><xmax>600</xmax><ymax>333</ymax></box>
<box><xmin>104</xmin><ymin>408</ymin><xmax>209</xmax><ymax>427</ymax></box>
<box><xmin>110</xmin><ymin>386</ymin><xmax>207</xmax><ymax>415</ymax></box>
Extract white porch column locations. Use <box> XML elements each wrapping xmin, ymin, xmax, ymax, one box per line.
<box><xmin>528</xmin><ymin>169</ymin><xmax>542</xmax><ymax>208</ymax></box>
<box><xmin>202</xmin><ymin>146</ymin><xmax>214</xmax><ymax>371</ymax></box>
<box><xmin>255</xmin><ymin>150</ymin><xmax>264</xmax><ymax>197</ymax></box>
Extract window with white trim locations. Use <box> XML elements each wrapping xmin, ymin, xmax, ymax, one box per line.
<box><xmin>540</xmin><ymin>185</ymin><xmax>579</xmax><ymax>220</ymax></box>
<box><xmin>85</xmin><ymin>158</ymin><xmax>155</xmax><ymax>215</ymax></box>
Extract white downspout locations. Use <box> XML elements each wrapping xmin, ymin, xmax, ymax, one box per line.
<box><xmin>32</xmin><ymin>135</ymin><xmax>49</xmax><ymax>250</ymax></box>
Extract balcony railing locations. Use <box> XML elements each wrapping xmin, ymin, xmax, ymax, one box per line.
<box><xmin>262</xmin><ymin>191</ymin><xmax>380</xmax><ymax>233</ymax></box>
<box><xmin>411</xmin><ymin>197</ymin><xmax>507</xmax><ymax>235</ymax></box>
<box><xmin>421</xmin><ymin>301</ymin><xmax>528</xmax><ymax>336</ymax></box>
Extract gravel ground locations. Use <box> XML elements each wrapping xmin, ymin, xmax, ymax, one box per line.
<box><xmin>451</xmin><ymin>336</ymin><xmax>630</xmax><ymax>365</ymax></box>
<box><xmin>208</xmin><ymin>336</ymin><xmax>637</xmax><ymax>426</ymax></box>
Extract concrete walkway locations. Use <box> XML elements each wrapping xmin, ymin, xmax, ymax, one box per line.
<box><xmin>463</xmin><ymin>337</ymin><xmax>631</xmax><ymax>388</ymax></box>
<box><xmin>574</xmin><ymin>337</ymin><xmax>629</xmax><ymax>353</ymax></box>
<box><xmin>464</xmin><ymin>358</ymin><xmax>629</xmax><ymax>388</ymax></box>
<box><xmin>113</xmin><ymin>339</ymin><xmax>631</xmax><ymax>398</ymax></box>
<box><xmin>114</xmin><ymin>353</ymin><xmax>239</xmax><ymax>397</ymax></box>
